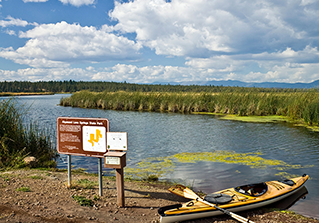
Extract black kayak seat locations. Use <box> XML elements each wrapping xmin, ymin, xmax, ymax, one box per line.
<box><xmin>204</xmin><ymin>193</ymin><xmax>233</xmax><ymax>204</ymax></box>
<box><xmin>234</xmin><ymin>182</ymin><xmax>268</xmax><ymax>197</ymax></box>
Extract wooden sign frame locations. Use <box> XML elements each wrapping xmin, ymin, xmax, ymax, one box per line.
<box><xmin>57</xmin><ymin>117</ymin><xmax>109</xmax><ymax>158</ymax></box>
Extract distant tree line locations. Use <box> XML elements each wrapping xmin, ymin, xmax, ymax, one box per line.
<box><xmin>0</xmin><ymin>80</ymin><xmax>309</xmax><ymax>93</ymax></box>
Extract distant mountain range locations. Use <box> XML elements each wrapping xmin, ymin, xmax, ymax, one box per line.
<box><xmin>152</xmin><ymin>80</ymin><xmax>319</xmax><ymax>88</ymax></box>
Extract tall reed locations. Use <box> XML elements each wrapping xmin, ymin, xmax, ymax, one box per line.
<box><xmin>60</xmin><ymin>90</ymin><xmax>319</xmax><ymax>126</ymax></box>
<box><xmin>0</xmin><ymin>98</ymin><xmax>57</xmax><ymax>170</ymax></box>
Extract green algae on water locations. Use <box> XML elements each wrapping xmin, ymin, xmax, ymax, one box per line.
<box><xmin>172</xmin><ymin>151</ymin><xmax>284</xmax><ymax>168</ymax></box>
<box><xmin>219</xmin><ymin>115</ymin><xmax>290</xmax><ymax>123</ymax></box>
<box><xmin>124</xmin><ymin>150</ymin><xmax>311</xmax><ymax>180</ymax></box>
<box><xmin>193</xmin><ymin>112</ymin><xmax>291</xmax><ymax>123</ymax></box>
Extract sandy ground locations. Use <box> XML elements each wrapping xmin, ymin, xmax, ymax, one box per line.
<box><xmin>1</xmin><ymin>169</ymin><xmax>318</xmax><ymax>223</ymax></box>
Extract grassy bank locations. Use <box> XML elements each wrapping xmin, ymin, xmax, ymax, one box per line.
<box><xmin>0</xmin><ymin>98</ymin><xmax>57</xmax><ymax>170</ymax></box>
<box><xmin>60</xmin><ymin>90</ymin><xmax>319</xmax><ymax>126</ymax></box>
<box><xmin>0</xmin><ymin>92</ymin><xmax>54</xmax><ymax>97</ymax></box>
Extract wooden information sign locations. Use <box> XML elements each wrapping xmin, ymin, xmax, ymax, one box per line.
<box><xmin>57</xmin><ymin>117</ymin><xmax>109</xmax><ymax>158</ymax></box>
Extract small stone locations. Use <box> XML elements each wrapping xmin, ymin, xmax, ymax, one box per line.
<box><xmin>23</xmin><ymin>156</ymin><xmax>37</xmax><ymax>167</ymax></box>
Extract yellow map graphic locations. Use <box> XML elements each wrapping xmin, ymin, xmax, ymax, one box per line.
<box><xmin>88</xmin><ymin>129</ymin><xmax>102</xmax><ymax>146</ymax></box>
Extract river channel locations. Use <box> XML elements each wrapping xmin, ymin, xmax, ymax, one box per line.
<box><xmin>8</xmin><ymin>94</ymin><xmax>319</xmax><ymax>219</ymax></box>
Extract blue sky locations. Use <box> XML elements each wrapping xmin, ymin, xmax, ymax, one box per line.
<box><xmin>0</xmin><ymin>0</ymin><xmax>319</xmax><ymax>84</ymax></box>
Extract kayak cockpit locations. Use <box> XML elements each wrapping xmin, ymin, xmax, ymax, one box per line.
<box><xmin>234</xmin><ymin>182</ymin><xmax>268</xmax><ymax>197</ymax></box>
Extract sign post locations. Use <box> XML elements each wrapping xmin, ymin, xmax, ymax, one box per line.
<box><xmin>98</xmin><ymin>158</ymin><xmax>103</xmax><ymax>196</ymax></box>
<box><xmin>104</xmin><ymin>132</ymin><xmax>127</xmax><ymax>207</ymax></box>
<box><xmin>68</xmin><ymin>155</ymin><xmax>71</xmax><ymax>188</ymax></box>
<box><xmin>57</xmin><ymin>117</ymin><xmax>109</xmax><ymax>193</ymax></box>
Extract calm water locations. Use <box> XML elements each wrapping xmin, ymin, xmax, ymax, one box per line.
<box><xmin>6</xmin><ymin>94</ymin><xmax>319</xmax><ymax>219</ymax></box>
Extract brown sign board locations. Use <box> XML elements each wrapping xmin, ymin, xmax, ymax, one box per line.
<box><xmin>57</xmin><ymin>117</ymin><xmax>109</xmax><ymax>158</ymax></box>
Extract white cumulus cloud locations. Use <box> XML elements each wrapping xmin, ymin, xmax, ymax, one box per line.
<box><xmin>59</xmin><ymin>0</ymin><xmax>95</xmax><ymax>7</ymax></box>
<box><xmin>0</xmin><ymin>21</ymin><xmax>142</xmax><ymax>68</ymax></box>
<box><xmin>22</xmin><ymin>0</ymin><xmax>94</xmax><ymax>6</ymax></box>
<box><xmin>5</xmin><ymin>29</ymin><xmax>16</xmax><ymax>36</ymax></box>
<box><xmin>0</xmin><ymin>16</ymin><xmax>37</xmax><ymax>27</ymax></box>
<box><xmin>2</xmin><ymin>0</ymin><xmax>319</xmax><ymax>84</ymax></box>
<box><xmin>2</xmin><ymin>63</ymin><xmax>319</xmax><ymax>83</ymax></box>
<box><xmin>110</xmin><ymin>0</ymin><xmax>319</xmax><ymax>59</ymax></box>
<box><xmin>106</xmin><ymin>0</ymin><xmax>319</xmax><ymax>83</ymax></box>
<box><xmin>23</xmin><ymin>0</ymin><xmax>48</xmax><ymax>2</ymax></box>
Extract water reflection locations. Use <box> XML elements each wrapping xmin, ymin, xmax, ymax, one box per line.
<box><xmin>270</xmin><ymin>186</ymin><xmax>308</xmax><ymax>210</ymax></box>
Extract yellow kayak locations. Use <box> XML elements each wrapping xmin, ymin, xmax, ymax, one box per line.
<box><xmin>159</xmin><ymin>174</ymin><xmax>309</xmax><ymax>223</ymax></box>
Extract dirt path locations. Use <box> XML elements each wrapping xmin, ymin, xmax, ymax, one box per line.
<box><xmin>1</xmin><ymin>169</ymin><xmax>318</xmax><ymax>223</ymax></box>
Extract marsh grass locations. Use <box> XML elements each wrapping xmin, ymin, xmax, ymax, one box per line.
<box><xmin>0</xmin><ymin>98</ymin><xmax>57</xmax><ymax>170</ymax></box>
<box><xmin>72</xmin><ymin>195</ymin><xmax>94</xmax><ymax>207</ymax></box>
<box><xmin>74</xmin><ymin>178</ymin><xmax>98</xmax><ymax>189</ymax></box>
<box><xmin>60</xmin><ymin>90</ymin><xmax>319</xmax><ymax>126</ymax></box>
<box><xmin>16</xmin><ymin>186</ymin><xmax>31</xmax><ymax>192</ymax></box>
<box><xmin>28</xmin><ymin>175</ymin><xmax>43</xmax><ymax>180</ymax></box>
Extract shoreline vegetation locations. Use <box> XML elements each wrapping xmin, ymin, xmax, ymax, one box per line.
<box><xmin>0</xmin><ymin>98</ymin><xmax>57</xmax><ymax>170</ymax></box>
<box><xmin>0</xmin><ymin>92</ymin><xmax>54</xmax><ymax>97</ymax></box>
<box><xmin>59</xmin><ymin>90</ymin><xmax>319</xmax><ymax>128</ymax></box>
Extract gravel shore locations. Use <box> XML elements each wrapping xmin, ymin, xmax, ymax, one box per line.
<box><xmin>1</xmin><ymin>169</ymin><xmax>318</xmax><ymax>223</ymax></box>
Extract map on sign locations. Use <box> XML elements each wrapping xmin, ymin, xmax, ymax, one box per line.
<box><xmin>83</xmin><ymin>126</ymin><xmax>106</xmax><ymax>152</ymax></box>
<box><xmin>107</xmin><ymin>132</ymin><xmax>127</xmax><ymax>151</ymax></box>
